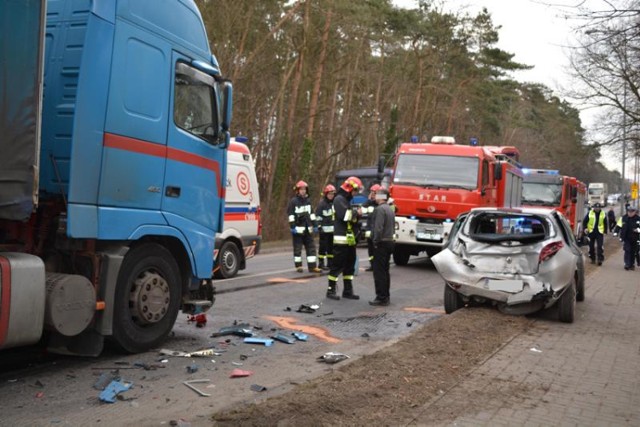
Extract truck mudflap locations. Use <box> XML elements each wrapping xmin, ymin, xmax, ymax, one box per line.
<box><xmin>0</xmin><ymin>253</ymin><xmax>46</xmax><ymax>350</ymax></box>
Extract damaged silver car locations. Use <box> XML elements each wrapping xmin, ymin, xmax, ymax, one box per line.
<box><xmin>432</xmin><ymin>208</ymin><xmax>585</xmax><ymax>323</ymax></box>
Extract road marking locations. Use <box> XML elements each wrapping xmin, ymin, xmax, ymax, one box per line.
<box><xmin>267</xmin><ymin>277</ymin><xmax>311</xmax><ymax>284</ymax></box>
<box><xmin>403</xmin><ymin>307</ymin><xmax>446</xmax><ymax>314</ymax></box>
<box><xmin>263</xmin><ymin>316</ymin><xmax>342</xmax><ymax>343</ymax></box>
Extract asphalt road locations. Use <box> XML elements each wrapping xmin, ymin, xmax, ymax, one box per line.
<box><xmin>0</xmin><ymin>247</ymin><xmax>447</xmax><ymax>427</ymax></box>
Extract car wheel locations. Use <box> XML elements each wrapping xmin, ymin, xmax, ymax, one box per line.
<box><xmin>576</xmin><ymin>271</ymin><xmax>585</xmax><ymax>302</ymax></box>
<box><xmin>214</xmin><ymin>241</ymin><xmax>241</xmax><ymax>279</ymax></box>
<box><xmin>112</xmin><ymin>243</ymin><xmax>182</xmax><ymax>353</ymax></box>
<box><xmin>444</xmin><ymin>284</ymin><xmax>463</xmax><ymax>314</ymax></box>
<box><xmin>558</xmin><ymin>279</ymin><xmax>576</xmax><ymax>323</ymax></box>
<box><xmin>393</xmin><ymin>247</ymin><xmax>411</xmax><ymax>266</ymax></box>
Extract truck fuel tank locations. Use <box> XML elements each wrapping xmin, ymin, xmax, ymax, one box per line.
<box><xmin>45</xmin><ymin>273</ymin><xmax>96</xmax><ymax>337</ymax></box>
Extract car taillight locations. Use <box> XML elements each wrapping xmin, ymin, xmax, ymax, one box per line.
<box><xmin>539</xmin><ymin>241</ymin><xmax>563</xmax><ymax>263</ymax></box>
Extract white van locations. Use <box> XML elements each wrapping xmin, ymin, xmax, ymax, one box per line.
<box><xmin>214</xmin><ymin>137</ymin><xmax>262</xmax><ymax>278</ymax></box>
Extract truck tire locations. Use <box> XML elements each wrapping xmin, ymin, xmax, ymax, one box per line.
<box><xmin>444</xmin><ymin>284</ymin><xmax>463</xmax><ymax>314</ymax></box>
<box><xmin>558</xmin><ymin>279</ymin><xmax>576</xmax><ymax>323</ymax></box>
<box><xmin>214</xmin><ymin>241</ymin><xmax>241</xmax><ymax>279</ymax></box>
<box><xmin>393</xmin><ymin>247</ymin><xmax>411</xmax><ymax>266</ymax></box>
<box><xmin>112</xmin><ymin>243</ymin><xmax>181</xmax><ymax>353</ymax></box>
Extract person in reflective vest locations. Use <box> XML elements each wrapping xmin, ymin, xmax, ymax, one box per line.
<box><xmin>362</xmin><ymin>184</ymin><xmax>381</xmax><ymax>271</ymax></box>
<box><xmin>315</xmin><ymin>184</ymin><xmax>336</xmax><ymax>271</ymax></box>
<box><xmin>287</xmin><ymin>180</ymin><xmax>321</xmax><ymax>273</ymax></box>
<box><xmin>327</xmin><ymin>176</ymin><xmax>363</xmax><ymax>300</ymax></box>
<box><xmin>582</xmin><ymin>202</ymin><xmax>608</xmax><ymax>265</ymax></box>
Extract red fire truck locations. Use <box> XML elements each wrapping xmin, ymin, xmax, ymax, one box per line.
<box><xmin>390</xmin><ymin>137</ymin><xmax>523</xmax><ymax>265</ymax></box>
<box><xmin>521</xmin><ymin>169</ymin><xmax>587</xmax><ymax>238</ymax></box>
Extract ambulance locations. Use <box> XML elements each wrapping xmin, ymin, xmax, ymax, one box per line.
<box><xmin>214</xmin><ymin>137</ymin><xmax>262</xmax><ymax>279</ymax></box>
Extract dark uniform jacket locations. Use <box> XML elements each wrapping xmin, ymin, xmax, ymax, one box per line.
<box><xmin>287</xmin><ymin>194</ymin><xmax>315</xmax><ymax>234</ymax></box>
<box><xmin>333</xmin><ymin>188</ymin><xmax>358</xmax><ymax>245</ymax></box>
<box><xmin>620</xmin><ymin>214</ymin><xmax>640</xmax><ymax>244</ymax></box>
<box><xmin>315</xmin><ymin>196</ymin><xmax>334</xmax><ymax>233</ymax></box>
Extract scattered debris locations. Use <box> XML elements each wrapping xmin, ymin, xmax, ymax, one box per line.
<box><xmin>243</xmin><ymin>337</ymin><xmax>274</xmax><ymax>346</ymax></box>
<box><xmin>99</xmin><ymin>380</ymin><xmax>133</xmax><ymax>403</ymax></box>
<box><xmin>322</xmin><ymin>311</ymin><xmax>334</xmax><ymax>316</ymax></box>
<box><xmin>317</xmin><ymin>352</ymin><xmax>350</xmax><ymax>364</ymax></box>
<box><xmin>250</xmin><ymin>384</ymin><xmax>267</xmax><ymax>392</ymax></box>
<box><xmin>183</xmin><ymin>379</ymin><xmax>211</xmax><ymax>397</ymax></box>
<box><xmin>159</xmin><ymin>348</ymin><xmax>219</xmax><ymax>358</ymax></box>
<box><xmin>186</xmin><ymin>363</ymin><xmax>199</xmax><ymax>374</ymax></box>
<box><xmin>187</xmin><ymin>313</ymin><xmax>207</xmax><ymax>327</ymax></box>
<box><xmin>93</xmin><ymin>373</ymin><xmax>116</xmax><ymax>391</ymax></box>
<box><xmin>210</xmin><ymin>324</ymin><xmax>253</xmax><ymax>338</ymax></box>
<box><xmin>296</xmin><ymin>304</ymin><xmax>320</xmax><ymax>314</ymax></box>
<box><xmin>530</xmin><ymin>347</ymin><xmax>543</xmax><ymax>353</ymax></box>
<box><xmin>34</xmin><ymin>380</ymin><xmax>44</xmax><ymax>388</ymax></box>
<box><xmin>406</xmin><ymin>321</ymin><xmax>413</xmax><ymax>327</ymax></box>
<box><xmin>292</xmin><ymin>332</ymin><xmax>308</xmax><ymax>342</ymax></box>
<box><xmin>239</xmin><ymin>354</ymin><xmax>249</xmax><ymax>361</ymax></box>
<box><xmin>361</xmin><ymin>333</ymin><xmax>370</xmax><ymax>338</ymax></box>
<box><xmin>284</xmin><ymin>307</ymin><xmax>292</xmax><ymax>312</ymax></box>
<box><xmin>229</xmin><ymin>369</ymin><xmax>253</xmax><ymax>378</ymax></box>
<box><xmin>35</xmin><ymin>392</ymin><xmax>44</xmax><ymax>398</ymax></box>
<box><xmin>272</xmin><ymin>333</ymin><xmax>295</xmax><ymax>344</ymax></box>
<box><xmin>231</xmin><ymin>362</ymin><xmax>243</xmax><ymax>366</ymax></box>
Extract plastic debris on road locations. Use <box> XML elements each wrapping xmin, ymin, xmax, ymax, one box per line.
<box><xmin>99</xmin><ymin>380</ymin><xmax>133</xmax><ymax>403</ymax></box>
<box><xmin>183</xmin><ymin>379</ymin><xmax>211</xmax><ymax>397</ymax></box>
<box><xmin>159</xmin><ymin>348</ymin><xmax>219</xmax><ymax>358</ymax></box>
<box><xmin>93</xmin><ymin>373</ymin><xmax>116</xmax><ymax>390</ymax></box>
<box><xmin>186</xmin><ymin>363</ymin><xmax>199</xmax><ymax>373</ymax></box>
<box><xmin>272</xmin><ymin>333</ymin><xmax>295</xmax><ymax>344</ymax></box>
<box><xmin>250</xmin><ymin>384</ymin><xmax>267</xmax><ymax>392</ymax></box>
<box><xmin>317</xmin><ymin>352</ymin><xmax>350</xmax><ymax>364</ymax></box>
<box><xmin>187</xmin><ymin>313</ymin><xmax>207</xmax><ymax>328</ymax></box>
<box><xmin>210</xmin><ymin>324</ymin><xmax>253</xmax><ymax>338</ymax></box>
<box><xmin>229</xmin><ymin>368</ymin><xmax>253</xmax><ymax>378</ymax></box>
<box><xmin>292</xmin><ymin>332</ymin><xmax>308</xmax><ymax>341</ymax></box>
<box><xmin>296</xmin><ymin>304</ymin><xmax>320</xmax><ymax>314</ymax></box>
<box><xmin>530</xmin><ymin>347</ymin><xmax>543</xmax><ymax>353</ymax></box>
<box><xmin>243</xmin><ymin>337</ymin><xmax>274</xmax><ymax>346</ymax></box>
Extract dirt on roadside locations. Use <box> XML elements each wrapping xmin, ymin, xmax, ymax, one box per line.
<box><xmin>210</xmin><ymin>238</ymin><xmax>619</xmax><ymax>426</ymax></box>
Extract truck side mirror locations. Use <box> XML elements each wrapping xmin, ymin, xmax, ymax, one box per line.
<box><xmin>494</xmin><ymin>163</ymin><xmax>503</xmax><ymax>181</ymax></box>
<box><xmin>218</xmin><ymin>81</ymin><xmax>233</xmax><ymax>148</ymax></box>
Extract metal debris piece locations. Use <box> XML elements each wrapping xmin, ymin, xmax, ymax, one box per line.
<box><xmin>272</xmin><ymin>333</ymin><xmax>295</xmax><ymax>344</ymax></box>
<box><xmin>99</xmin><ymin>380</ymin><xmax>133</xmax><ymax>403</ymax></box>
<box><xmin>210</xmin><ymin>324</ymin><xmax>253</xmax><ymax>338</ymax></box>
<box><xmin>159</xmin><ymin>349</ymin><xmax>190</xmax><ymax>357</ymax></box>
<box><xmin>159</xmin><ymin>348</ymin><xmax>219</xmax><ymax>358</ymax></box>
<box><xmin>317</xmin><ymin>352</ymin><xmax>350</xmax><ymax>364</ymax></box>
<box><xmin>231</xmin><ymin>362</ymin><xmax>243</xmax><ymax>366</ymax></box>
<box><xmin>186</xmin><ymin>363</ymin><xmax>199</xmax><ymax>374</ymax></box>
<box><xmin>229</xmin><ymin>368</ymin><xmax>253</xmax><ymax>378</ymax></box>
<box><xmin>292</xmin><ymin>332</ymin><xmax>308</xmax><ymax>341</ymax></box>
<box><xmin>361</xmin><ymin>333</ymin><xmax>370</xmax><ymax>338</ymax></box>
<box><xmin>296</xmin><ymin>304</ymin><xmax>320</xmax><ymax>314</ymax></box>
<box><xmin>183</xmin><ymin>379</ymin><xmax>211</xmax><ymax>397</ymax></box>
<box><xmin>250</xmin><ymin>384</ymin><xmax>267</xmax><ymax>392</ymax></box>
<box><xmin>187</xmin><ymin>349</ymin><xmax>217</xmax><ymax>357</ymax></box>
<box><xmin>243</xmin><ymin>337</ymin><xmax>274</xmax><ymax>346</ymax></box>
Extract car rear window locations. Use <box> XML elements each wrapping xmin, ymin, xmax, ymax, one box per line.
<box><xmin>465</xmin><ymin>212</ymin><xmax>549</xmax><ymax>244</ymax></box>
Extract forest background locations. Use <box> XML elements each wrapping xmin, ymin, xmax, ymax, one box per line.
<box><xmin>196</xmin><ymin>0</ymin><xmax>638</xmax><ymax>240</ymax></box>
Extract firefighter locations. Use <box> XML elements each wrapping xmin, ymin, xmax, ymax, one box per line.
<box><xmin>315</xmin><ymin>184</ymin><xmax>336</xmax><ymax>270</ymax></box>
<box><xmin>362</xmin><ymin>184</ymin><xmax>381</xmax><ymax>271</ymax></box>
<box><xmin>327</xmin><ymin>176</ymin><xmax>363</xmax><ymax>300</ymax></box>
<box><xmin>582</xmin><ymin>202</ymin><xmax>608</xmax><ymax>265</ymax></box>
<box><xmin>619</xmin><ymin>206</ymin><xmax>640</xmax><ymax>270</ymax></box>
<box><xmin>287</xmin><ymin>180</ymin><xmax>321</xmax><ymax>273</ymax></box>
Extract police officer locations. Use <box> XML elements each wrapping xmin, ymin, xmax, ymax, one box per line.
<box><xmin>619</xmin><ymin>206</ymin><xmax>640</xmax><ymax>271</ymax></box>
<box><xmin>583</xmin><ymin>202</ymin><xmax>607</xmax><ymax>265</ymax></box>
<box><xmin>315</xmin><ymin>184</ymin><xmax>336</xmax><ymax>271</ymax></box>
<box><xmin>287</xmin><ymin>180</ymin><xmax>321</xmax><ymax>273</ymax></box>
<box><xmin>362</xmin><ymin>184</ymin><xmax>382</xmax><ymax>271</ymax></box>
<box><xmin>369</xmin><ymin>188</ymin><xmax>395</xmax><ymax>306</ymax></box>
<box><xmin>327</xmin><ymin>176</ymin><xmax>363</xmax><ymax>300</ymax></box>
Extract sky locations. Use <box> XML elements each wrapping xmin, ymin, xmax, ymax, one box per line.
<box><xmin>394</xmin><ymin>0</ymin><xmax>625</xmax><ymax>174</ymax></box>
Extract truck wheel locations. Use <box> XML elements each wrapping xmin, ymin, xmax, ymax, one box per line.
<box><xmin>214</xmin><ymin>241</ymin><xmax>241</xmax><ymax>279</ymax></box>
<box><xmin>112</xmin><ymin>243</ymin><xmax>181</xmax><ymax>353</ymax></box>
<box><xmin>558</xmin><ymin>279</ymin><xmax>576</xmax><ymax>323</ymax></box>
<box><xmin>393</xmin><ymin>247</ymin><xmax>410</xmax><ymax>266</ymax></box>
<box><xmin>444</xmin><ymin>284</ymin><xmax>463</xmax><ymax>314</ymax></box>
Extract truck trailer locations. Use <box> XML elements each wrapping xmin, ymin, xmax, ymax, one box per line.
<box><xmin>0</xmin><ymin>0</ymin><xmax>232</xmax><ymax>355</ymax></box>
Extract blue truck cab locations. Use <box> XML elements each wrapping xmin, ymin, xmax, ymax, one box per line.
<box><xmin>0</xmin><ymin>0</ymin><xmax>231</xmax><ymax>354</ymax></box>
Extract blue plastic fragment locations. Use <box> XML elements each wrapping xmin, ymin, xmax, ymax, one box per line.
<box><xmin>272</xmin><ymin>333</ymin><xmax>295</xmax><ymax>344</ymax></box>
<box><xmin>99</xmin><ymin>380</ymin><xmax>133</xmax><ymax>403</ymax></box>
<box><xmin>292</xmin><ymin>332</ymin><xmax>308</xmax><ymax>341</ymax></box>
<box><xmin>243</xmin><ymin>337</ymin><xmax>274</xmax><ymax>346</ymax></box>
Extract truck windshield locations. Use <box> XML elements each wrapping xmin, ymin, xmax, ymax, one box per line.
<box><xmin>588</xmin><ymin>188</ymin><xmax>603</xmax><ymax>195</ymax></box>
<box><xmin>522</xmin><ymin>183</ymin><xmax>562</xmax><ymax>206</ymax></box>
<box><xmin>393</xmin><ymin>154</ymin><xmax>478</xmax><ymax>190</ymax></box>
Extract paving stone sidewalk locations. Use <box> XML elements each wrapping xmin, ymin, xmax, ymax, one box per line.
<box><xmin>410</xmin><ymin>246</ymin><xmax>640</xmax><ymax>426</ymax></box>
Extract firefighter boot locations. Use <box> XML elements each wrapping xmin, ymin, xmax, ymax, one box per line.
<box><xmin>342</xmin><ymin>281</ymin><xmax>360</xmax><ymax>300</ymax></box>
<box><xmin>309</xmin><ymin>263</ymin><xmax>322</xmax><ymax>273</ymax></box>
<box><xmin>326</xmin><ymin>281</ymin><xmax>340</xmax><ymax>300</ymax></box>
<box><xmin>317</xmin><ymin>258</ymin><xmax>325</xmax><ymax>270</ymax></box>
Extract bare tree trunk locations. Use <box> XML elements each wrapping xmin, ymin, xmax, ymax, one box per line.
<box><xmin>305</xmin><ymin>4</ymin><xmax>332</xmax><ymax>140</ymax></box>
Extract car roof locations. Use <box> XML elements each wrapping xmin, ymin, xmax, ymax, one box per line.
<box><xmin>468</xmin><ymin>207</ymin><xmax>559</xmax><ymax>217</ymax></box>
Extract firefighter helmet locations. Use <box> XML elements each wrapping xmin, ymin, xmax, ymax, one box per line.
<box><xmin>341</xmin><ymin>176</ymin><xmax>363</xmax><ymax>193</ymax></box>
<box><xmin>323</xmin><ymin>184</ymin><xmax>336</xmax><ymax>194</ymax></box>
<box><xmin>369</xmin><ymin>184</ymin><xmax>382</xmax><ymax>193</ymax></box>
<box><xmin>294</xmin><ymin>180</ymin><xmax>308</xmax><ymax>190</ymax></box>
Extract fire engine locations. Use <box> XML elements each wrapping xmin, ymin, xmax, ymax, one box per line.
<box><xmin>522</xmin><ymin>169</ymin><xmax>587</xmax><ymax>237</ymax></box>
<box><xmin>390</xmin><ymin>136</ymin><xmax>523</xmax><ymax>265</ymax></box>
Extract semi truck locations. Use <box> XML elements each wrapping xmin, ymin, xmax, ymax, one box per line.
<box><xmin>522</xmin><ymin>169</ymin><xmax>587</xmax><ymax>238</ymax></box>
<box><xmin>0</xmin><ymin>0</ymin><xmax>232</xmax><ymax>355</ymax></box>
<box><xmin>389</xmin><ymin>137</ymin><xmax>523</xmax><ymax>265</ymax></box>
<box><xmin>587</xmin><ymin>183</ymin><xmax>608</xmax><ymax>206</ymax></box>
